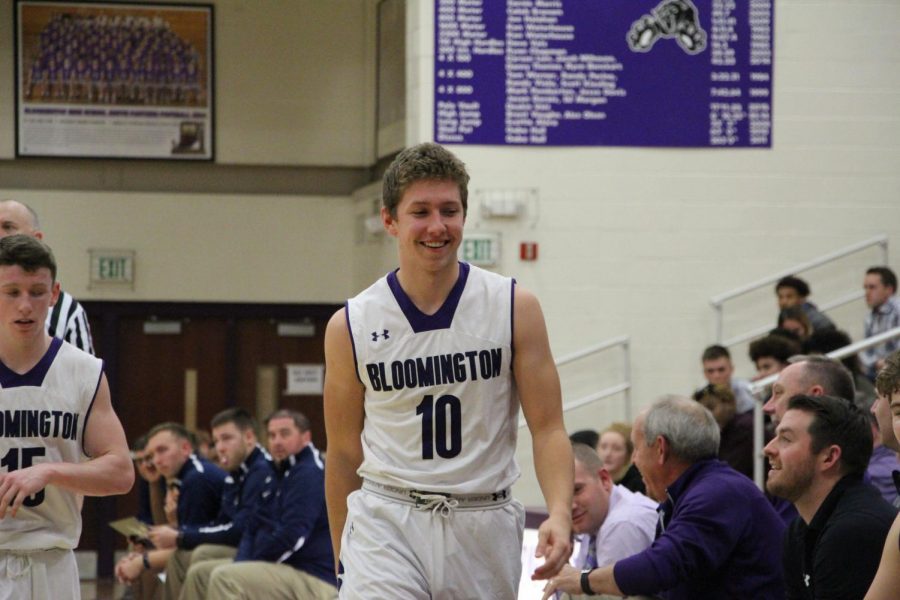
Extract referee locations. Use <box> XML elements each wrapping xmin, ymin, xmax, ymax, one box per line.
<box><xmin>0</xmin><ymin>199</ymin><xmax>94</xmax><ymax>354</ymax></box>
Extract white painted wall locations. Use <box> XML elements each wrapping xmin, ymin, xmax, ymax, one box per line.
<box><xmin>404</xmin><ymin>0</ymin><xmax>900</xmax><ymax>505</ymax></box>
<box><xmin>0</xmin><ymin>189</ymin><xmax>357</xmax><ymax>303</ymax></box>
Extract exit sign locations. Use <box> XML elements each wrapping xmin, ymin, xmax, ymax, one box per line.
<box><xmin>461</xmin><ymin>232</ymin><xmax>500</xmax><ymax>267</ymax></box>
<box><xmin>90</xmin><ymin>249</ymin><xmax>134</xmax><ymax>286</ymax></box>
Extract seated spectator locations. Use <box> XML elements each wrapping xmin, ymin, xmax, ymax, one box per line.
<box><xmin>115</xmin><ymin>422</ymin><xmax>227</xmax><ymax>588</ymax></box>
<box><xmin>598</xmin><ymin>423</ymin><xmax>645</xmax><ymax>494</ymax></box>
<box><xmin>152</xmin><ymin>409</ymin><xmax>274</xmax><ymax>599</ymax></box>
<box><xmin>117</xmin><ymin>434</ymin><xmax>167</xmax><ymax>600</ymax></box>
<box><xmin>192</xmin><ymin>428</ymin><xmax>218</xmax><ymax>463</ymax></box>
<box><xmin>698</xmin><ymin>344</ymin><xmax>755</xmax><ymax>414</ymax></box>
<box><xmin>569</xmin><ymin>443</ymin><xmax>656</xmax><ymax>573</ymax></box>
<box><xmin>749</xmin><ymin>333</ymin><xmax>801</xmax><ymax>381</ymax></box>
<box><xmin>867</xmin><ymin>413</ymin><xmax>900</xmax><ymax>506</ymax></box>
<box><xmin>778</xmin><ymin>306</ymin><xmax>814</xmax><ymax>346</ymax></box>
<box><xmin>182</xmin><ymin>410</ymin><xmax>336</xmax><ymax>600</ymax></box>
<box><xmin>764</xmin><ymin>395</ymin><xmax>896</xmax><ymax>599</ymax></box>
<box><xmin>693</xmin><ymin>384</ymin><xmax>754</xmax><ymax>479</ymax></box>
<box><xmin>763</xmin><ymin>355</ymin><xmax>856</xmax><ymax>425</ymax></box>
<box><xmin>872</xmin><ymin>351</ymin><xmax>900</xmax><ymax>508</ymax></box>
<box><xmin>805</xmin><ymin>328</ymin><xmax>877</xmax><ymax>416</ymax></box>
<box><xmin>775</xmin><ymin>275</ymin><xmax>836</xmax><ymax>333</ymax></box>
<box><xmin>132</xmin><ymin>434</ymin><xmax>166</xmax><ymax>527</ymax></box>
<box><xmin>866</xmin><ymin>351</ymin><xmax>900</xmax><ymax>599</ymax></box>
<box><xmin>569</xmin><ymin>429</ymin><xmax>599</xmax><ymax>450</ymax></box>
<box><xmin>543</xmin><ymin>396</ymin><xmax>785</xmax><ymax>599</ymax></box>
<box><xmin>861</xmin><ymin>266</ymin><xmax>900</xmax><ymax>379</ymax></box>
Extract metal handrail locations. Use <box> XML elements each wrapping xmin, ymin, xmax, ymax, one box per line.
<box><xmin>710</xmin><ymin>234</ymin><xmax>888</xmax><ymax>342</ymax></box>
<box><xmin>721</xmin><ymin>290</ymin><xmax>867</xmax><ymax>347</ymax></box>
<box><xmin>518</xmin><ymin>335</ymin><xmax>631</xmax><ymax>429</ymax></box>
<box><xmin>748</xmin><ymin>325</ymin><xmax>900</xmax><ymax>489</ymax></box>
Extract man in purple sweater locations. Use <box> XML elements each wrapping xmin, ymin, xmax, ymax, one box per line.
<box><xmin>543</xmin><ymin>396</ymin><xmax>785</xmax><ymax>599</ymax></box>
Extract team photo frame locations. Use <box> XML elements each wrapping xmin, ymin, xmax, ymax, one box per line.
<box><xmin>14</xmin><ymin>0</ymin><xmax>214</xmax><ymax>160</ymax></box>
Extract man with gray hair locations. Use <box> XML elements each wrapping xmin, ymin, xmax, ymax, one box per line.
<box><xmin>543</xmin><ymin>396</ymin><xmax>785</xmax><ymax>600</ymax></box>
<box><xmin>0</xmin><ymin>199</ymin><xmax>93</xmax><ymax>353</ymax></box>
<box><xmin>763</xmin><ymin>355</ymin><xmax>855</xmax><ymax>425</ymax></box>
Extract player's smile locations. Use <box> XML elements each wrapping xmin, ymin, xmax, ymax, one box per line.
<box><xmin>384</xmin><ymin>179</ymin><xmax>465</xmax><ymax>273</ymax></box>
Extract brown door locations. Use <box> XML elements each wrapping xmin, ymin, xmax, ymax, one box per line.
<box><xmin>82</xmin><ymin>301</ymin><xmax>338</xmax><ymax>577</ymax></box>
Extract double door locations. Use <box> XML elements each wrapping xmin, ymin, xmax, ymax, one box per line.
<box><xmin>81</xmin><ymin>301</ymin><xmax>338</xmax><ymax>576</ymax></box>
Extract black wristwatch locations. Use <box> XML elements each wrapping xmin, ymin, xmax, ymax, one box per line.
<box><xmin>142</xmin><ymin>552</ymin><xmax>151</xmax><ymax>570</ymax></box>
<box><xmin>580</xmin><ymin>568</ymin><xmax>596</xmax><ymax>595</ymax></box>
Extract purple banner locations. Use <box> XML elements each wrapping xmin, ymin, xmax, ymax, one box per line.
<box><xmin>434</xmin><ymin>0</ymin><xmax>773</xmax><ymax>147</ymax></box>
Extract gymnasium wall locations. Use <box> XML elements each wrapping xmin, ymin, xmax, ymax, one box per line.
<box><xmin>0</xmin><ymin>0</ymin><xmax>897</xmax><ymax>507</ymax></box>
<box><xmin>400</xmin><ymin>1</ymin><xmax>900</xmax><ymax>504</ymax></box>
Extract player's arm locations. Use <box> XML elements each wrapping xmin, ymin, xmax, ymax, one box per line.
<box><xmin>0</xmin><ymin>374</ymin><xmax>133</xmax><ymax>518</ymax></box>
<box><xmin>323</xmin><ymin>307</ymin><xmax>366</xmax><ymax>572</ymax></box>
<box><xmin>513</xmin><ymin>285</ymin><xmax>573</xmax><ymax>580</ymax></box>
<box><xmin>865</xmin><ymin>513</ymin><xmax>900</xmax><ymax>600</ymax></box>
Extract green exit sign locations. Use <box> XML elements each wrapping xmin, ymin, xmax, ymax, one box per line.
<box><xmin>461</xmin><ymin>232</ymin><xmax>500</xmax><ymax>266</ymax></box>
<box><xmin>90</xmin><ymin>250</ymin><xmax>134</xmax><ymax>286</ymax></box>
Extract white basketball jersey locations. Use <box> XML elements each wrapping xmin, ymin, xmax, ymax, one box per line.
<box><xmin>346</xmin><ymin>262</ymin><xmax>520</xmax><ymax>494</ymax></box>
<box><xmin>0</xmin><ymin>338</ymin><xmax>103</xmax><ymax>550</ymax></box>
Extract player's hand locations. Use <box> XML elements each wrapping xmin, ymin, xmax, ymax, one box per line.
<box><xmin>115</xmin><ymin>553</ymin><xmax>144</xmax><ymax>584</ymax></box>
<box><xmin>541</xmin><ymin>564</ymin><xmax>581</xmax><ymax>599</ymax></box>
<box><xmin>0</xmin><ymin>464</ymin><xmax>51</xmax><ymax>518</ymax></box>
<box><xmin>148</xmin><ymin>524</ymin><xmax>178</xmax><ymax>549</ymax></box>
<box><xmin>531</xmin><ymin>511</ymin><xmax>572</xmax><ymax>580</ymax></box>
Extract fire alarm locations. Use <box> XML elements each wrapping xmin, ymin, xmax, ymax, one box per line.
<box><xmin>520</xmin><ymin>242</ymin><xmax>538</xmax><ymax>261</ymax></box>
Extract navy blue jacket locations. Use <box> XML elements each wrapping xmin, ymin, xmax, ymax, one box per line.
<box><xmin>179</xmin><ymin>445</ymin><xmax>274</xmax><ymax>549</ymax></box>
<box><xmin>173</xmin><ymin>454</ymin><xmax>227</xmax><ymax>527</ymax></box>
<box><xmin>236</xmin><ymin>443</ymin><xmax>335</xmax><ymax>587</ymax></box>
<box><xmin>614</xmin><ymin>459</ymin><xmax>785</xmax><ymax>599</ymax></box>
<box><xmin>137</xmin><ymin>478</ymin><xmax>153</xmax><ymax>524</ymax></box>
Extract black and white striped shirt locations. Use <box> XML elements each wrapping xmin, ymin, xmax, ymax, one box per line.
<box><xmin>45</xmin><ymin>289</ymin><xmax>94</xmax><ymax>355</ymax></box>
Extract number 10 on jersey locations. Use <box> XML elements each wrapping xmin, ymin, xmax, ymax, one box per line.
<box><xmin>416</xmin><ymin>394</ymin><xmax>461</xmax><ymax>459</ymax></box>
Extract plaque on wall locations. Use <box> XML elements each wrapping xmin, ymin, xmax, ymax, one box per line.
<box><xmin>434</xmin><ymin>0</ymin><xmax>773</xmax><ymax>148</ymax></box>
<box><xmin>15</xmin><ymin>1</ymin><xmax>214</xmax><ymax>159</ymax></box>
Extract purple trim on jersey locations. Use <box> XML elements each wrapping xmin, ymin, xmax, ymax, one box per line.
<box><xmin>0</xmin><ymin>337</ymin><xmax>63</xmax><ymax>388</ymax></box>
<box><xmin>344</xmin><ymin>302</ymin><xmax>362</xmax><ymax>384</ymax></box>
<box><xmin>82</xmin><ymin>360</ymin><xmax>105</xmax><ymax>457</ymax></box>
<box><xmin>386</xmin><ymin>262</ymin><xmax>470</xmax><ymax>333</ymax></box>
<box><xmin>510</xmin><ymin>278</ymin><xmax>516</xmax><ymax>362</ymax></box>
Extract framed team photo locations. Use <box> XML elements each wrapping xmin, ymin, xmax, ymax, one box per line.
<box><xmin>14</xmin><ymin>0</ymin><xmax>214</xmax><ymax>160</ymax></box>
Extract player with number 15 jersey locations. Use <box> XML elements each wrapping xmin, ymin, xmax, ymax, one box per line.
<box><xmin>0</xmin><ymin>338</ymin><xmax>101</xmax><ymax>551</ymax></box>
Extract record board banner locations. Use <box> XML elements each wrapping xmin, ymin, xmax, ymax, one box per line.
<box><xmin>16</xmin><ymin>1</ymin><xmax>214</xmax><ymax>160</ymax></box>
<box><xmin>435</xmin><ymin>0</ymin><xmax>773</xmax><ymax>147</ymax></box>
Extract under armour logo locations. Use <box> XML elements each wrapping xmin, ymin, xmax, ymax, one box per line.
<box><xmin>492</xmin><ymin>490</ymin><xmax>509</xmax><ymax>501</ymax></box>
<box><xmin>372</xmin><ymin>329</ymin><xmax>390</xmax><ymax>341</ymax></box>
<box><xmin>804</xmin><ymin>574</ymin><xmax>811</xmax><ymax>587</ymax></box>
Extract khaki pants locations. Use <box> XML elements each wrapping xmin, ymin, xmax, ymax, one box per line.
<box><xmin>130</xmin><ymin>568</ymin><xmax>162</xmax><ymax>600</ymax></box>
<box><xmin>177</xmin><ymin>544</ymin><xmax>237</xmax><ymax>600</ymax></box>
<box><xmin>0</xmin><ymin>548</ymin><xmax>80</xmax><ymax>600</ymax></box>
<box><xmin>207</xmin><ymin>561</ymin><xmax>337</xmax><ymax>600</ymax></box>
<box><xmin>165</xmin><ymin>544</ymin><xmax>235</xmax><ymax>600</ymax></box>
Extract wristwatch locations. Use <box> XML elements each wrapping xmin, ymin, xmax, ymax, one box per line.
<box><xmin>142</xmin><ymin>552</ymin><xmax>151</xmax><ymax>571</ymax></box>
<box><xmin>580</xmin><ymin>568</ymin><xmax>596</xmax><ymax>595</ymax></box>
